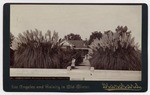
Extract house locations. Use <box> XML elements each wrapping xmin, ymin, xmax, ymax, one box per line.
<box><xmin>61</xmin><ymin>39</ymin><xmax>89</xmax><ymax>58</ymax></box>
<box><xmin>61</xmin><ymin>39</ymin><xmax>88</xmax><ymax>49</ymax></box>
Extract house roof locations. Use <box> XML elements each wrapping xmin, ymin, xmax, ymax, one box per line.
<box><xmin>65</xmin><ymin>40</ymin><xmax>88</xmax><ymax>48</ymax></box>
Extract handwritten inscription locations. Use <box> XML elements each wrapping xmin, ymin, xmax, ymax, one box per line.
<box><xmin>102</xmin><ymin>83</ymin><xmax>142</xmax><ymax>91</ymax></box>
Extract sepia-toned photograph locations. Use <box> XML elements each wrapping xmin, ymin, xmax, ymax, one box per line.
<box><xmin>10</xmin><ymin>4</ymin><xmax>142</xmax><ymax>81</ymax></box>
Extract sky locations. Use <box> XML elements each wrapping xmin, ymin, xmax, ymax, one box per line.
<box><xmin>10</xmin><ymin>5</ymin><xmax>142</xmax><ymax>47</ymax></box>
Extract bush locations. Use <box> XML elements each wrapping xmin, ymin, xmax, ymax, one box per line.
<box><xmin>89</xmin><ymin>26</ymin><xmax>141</xmax><ymax>70</ymax></box>
<box><xmin>74</xmin><ymin>50</ymin><xmax>84</xmax><ymax>66</ymax></box>
<box><xmin>10</xmin><ymin>48</ymin><xmax>14</xmax><ymax>67</ymax></box>
<box><xmin>10</xmin><ymin>32</ymin><xmax>15</xmax><ymax>67</ymax></box>
<box><xmin>13</xmin><ymin>29</ymin><xmax>73</xmax><ymax>68</ymax></box>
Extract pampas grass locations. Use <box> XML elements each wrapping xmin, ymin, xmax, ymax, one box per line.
<box><xmin>13</xmin><ymin>29</ymin><xmax>72</xmax><ymax>68</ymax></box>
<box><xmin>89</xmin><ymin>26</ymin><xmax>141</xmax><ymax>70</ymax></box>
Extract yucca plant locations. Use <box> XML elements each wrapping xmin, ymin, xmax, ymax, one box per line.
<box><xmin>89</xmin><ymin>26</ymin><xmax>141</xmax><ymax>70</ymax></box>
<box><xmin>13</xmin><ymin>29</ymin><xmax>73</xmax><ymax>68</ymax></box>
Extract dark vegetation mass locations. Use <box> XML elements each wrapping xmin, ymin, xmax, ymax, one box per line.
<box><xmin>88</xmin><ymin>31</ymin><xmax>102</xmax><ymax>45</ymax></box>
<box><xmin>10</xmin><ymin>26</ymin><xmax>141</xmax><ymax>70</ymax></box>
<box><xmin>89</xmin><ymin>26</ymin><xmax>141</xmax><ymax>70</ymax></box>
<box><xmin>64</xmin><ymin>33</ymin><xmax>82</xmax><ymax>40</ymax></box>
<box><xmin>12</xmin><ymin>29</ymin><xmax>74</xmax><ymax>68</ymax></box>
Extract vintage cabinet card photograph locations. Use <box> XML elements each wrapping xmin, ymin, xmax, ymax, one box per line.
<box><xmin>3</xmin><ymin>3</ymin><xmax>148</xmax><ymax>92</ymax></box>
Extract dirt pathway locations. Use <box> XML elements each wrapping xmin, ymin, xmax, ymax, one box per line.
<box><xmin>75</xmin><ymin>59</ymin><xmax>91</xmax><ymax>70</ymax></box>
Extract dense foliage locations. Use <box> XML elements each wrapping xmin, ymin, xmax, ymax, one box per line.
<box><xmin>89</xmin><ymin>26</ymin><xmax>141</xmax><ymax>70</ymax></box>
<box><xmin>10</xmin><ymin>32</ymin><xmax>14</xmax><ymax>47</ymax></box>
<box><xmin>10</xmin><ymin>32</ymin><xmax>15</xmax><ymax>67</ymax></box>
<box><xmin>88</xmin><ymin>31</ymin><xmax>102</xmax><ymax>45</ymax></box>
<box><xmin>13</xmin><ymin>29</ymin><xmax>73</xmax><ymax>68</ymax></box>
<box><xmin>64</xmin><ymin>33</ymin><xmax>82</xmax><ymax>40</ymax></box>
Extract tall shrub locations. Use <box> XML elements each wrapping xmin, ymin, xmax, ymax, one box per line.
<box><xmin>10</xmin><ymin>32</ymin><xmax>15</xmax><ymax>66</ymax></box>
<box><xmin>13</xmin><ymin>29</ymin><xmax>72</xmax><ymax>68</ymax></box>
<box><xmin>89</xmin><ymin>26</ymin><xmax>141</xmax><ymax>70</ymax></box>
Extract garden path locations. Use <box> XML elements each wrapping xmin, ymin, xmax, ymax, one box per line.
<box><xmin>75</xmin><ymin>58</ymin><xmax>91</xmax><ymax>70</ymax></box>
